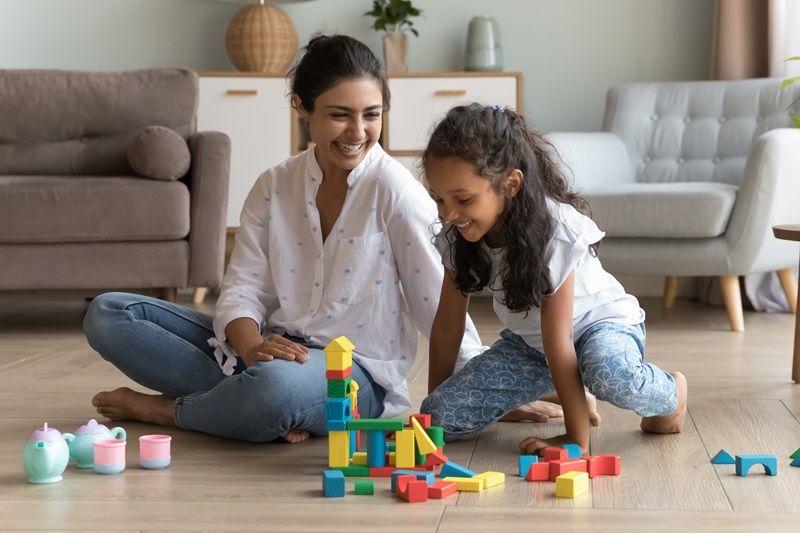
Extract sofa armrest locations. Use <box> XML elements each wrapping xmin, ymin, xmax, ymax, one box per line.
<box><xmin>186</xmin><ymin>131</ymin><xmax>231</xmax><ymax>288</ymax></box>
<box><xmin>548</xmin><ymin>132</ymin><xmax>635</xmax><ymax>192</ymax></box>
<box><xmin>726</xmin><ymin>128</ymin><xmax>800</xmax><ymax>273</ymax></box>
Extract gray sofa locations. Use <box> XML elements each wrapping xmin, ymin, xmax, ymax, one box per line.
<box><xmin>0</xmin><ymin>68</ymin><xmax>230</xmax><ymax>300</ymax></box>
<box><xmin>551</xmin><ymin>78</ymin><xmax>800</xmax><ymax>331</ymax></box>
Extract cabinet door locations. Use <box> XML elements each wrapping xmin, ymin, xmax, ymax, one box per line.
<box><xmin>386</xmin><ymin>75</ymin><xmax>519</xmax><ymax>154</ymax></box>
<box><xmin>198</xmin><ymin>77</ymin><xmax>291</xmax><ymax>227</ymax></box>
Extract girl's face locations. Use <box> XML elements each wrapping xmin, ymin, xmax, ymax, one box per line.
<box><xmin>425</xmin><ymin>156</ymin><xmax>521</xmax><ymax>246</ymax></box>
<box><xmin>295</xmin><ymin>77</ymin><xmax>383</xmax><ymax>180</ymax></box>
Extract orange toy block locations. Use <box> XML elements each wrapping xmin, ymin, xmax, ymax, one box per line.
<box><xmin>585</xmin><ymin>454</ymin><xmax>621</xmax><ymax>478</ymax></box>
<box><xmin>410</xmin><ymin>413</ymin><xmax>432</xmax><ymax>429</ymax></box>
<box><xmin>543</xmin><ymin>447</ymin><xmax>568</xmax><ymax>462</ymax></box>
<box><xmin>525</xmin><ymin>462</ymin><xmax>550</xmax><ymax>481</ymax></box>
<box><xmin>428</xmin><ymin>480</ymin><xmax>457</xmax><ymax>499</ymax></box>
<box><xmin>325</xmin><ymin>367</ymin><xmax>352</xmax><ymax>380</ymax></box>
<box><xmin>549</xmin><ymin>458</ymin><xmax>588</xmax><ymax>481</ymax></box>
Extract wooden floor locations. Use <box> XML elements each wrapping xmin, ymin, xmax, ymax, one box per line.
<box><xmin>2</xmin><ymin>294</ymin><xmax>800</xmax><ymax>531</ymax></box>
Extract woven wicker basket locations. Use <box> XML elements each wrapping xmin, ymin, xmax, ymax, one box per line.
<box><xmin>225</xmin><ymin>3</ymin><xmax>299</xmax><ymax>73</ymax></box>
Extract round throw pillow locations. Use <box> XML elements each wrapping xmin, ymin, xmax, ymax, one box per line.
<box><xmin>127</xmin><ymin>126</ymin><xmax>191</xmax><ymax>181</ymax></box>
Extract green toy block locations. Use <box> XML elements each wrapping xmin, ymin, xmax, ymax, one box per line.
<box><xmin>353</xmin><ymin>480</ymin><xmax>375</xmax><ymax>495</ymax></box>
<box><xmin>346</xmin><ymin>418</ymin><xmax>405</xmax><ymax>431</ymax></box>
<box><xmin>427</xmin><ymin>426</ymin><xmax>445</xmax><ymax>447</ymax></box>
<box><xmin>332</xmin><ymin>465</ymin><xmax>371</xmax><ymax>477</ymax></box>
<box><xmin>387</xmin><ymin>441</ymin><xmax>396</xmax><ymax>452</ymax></box>
<box><xmin>790</xmin><ymin>448</ymin><xmax>800</xmax><ymax>459</ymax></box>
<box><xmin>327</xmin><ymin>377</ymin><xmax>353</xmax><ymax>398</ymax></box>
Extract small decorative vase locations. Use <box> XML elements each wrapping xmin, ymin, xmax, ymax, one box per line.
<box><xmin>383</xmin><ymin>32</ymin><xmax>408</xmax><ymax>74</ymax></box>
<box><xmin>465</xmin><ymin>16</ymin><xmax>503</xmax><ymax>72</ymax></box>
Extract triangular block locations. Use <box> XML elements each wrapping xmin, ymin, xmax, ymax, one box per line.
<box><xmin>789</xmin><ymin>448</ymin><xmax>800</xmax><ymax>459</ymax></box>
<box><xmin>711</xmin><ymin>449</ymin><xmax>735</xmax><ymax>464</ymax></box>
<box><xmin>790</xmin><ymin>457</ymin><xmax>800</xmax><ymax>467</ymax></box>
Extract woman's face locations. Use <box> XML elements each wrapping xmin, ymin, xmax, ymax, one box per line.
<box><xmin>297</xmin><ymin>77</ymin><xmax>384</xmax><ymax>178</ymax></box>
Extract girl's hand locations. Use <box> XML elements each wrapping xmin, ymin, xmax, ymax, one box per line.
<box><xmin>241</xmin><ymin>334</ymin><xmax>310</xmax><ymax>367</ymax></box>
<box><xmin>518</xmin><ymin>433</ymin><xmax>588</xmax><ymax>457</ymax></box>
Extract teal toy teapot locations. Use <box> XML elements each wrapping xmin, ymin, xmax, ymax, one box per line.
<box><xmin>22</xmin><ymin>422</ymin><xmax>73</xmax><ymax>484</ymax></box>
<box><xmin>68</xmin><ymin>419</ymin><xmax>126</xmax><ymax>468</ymax></box>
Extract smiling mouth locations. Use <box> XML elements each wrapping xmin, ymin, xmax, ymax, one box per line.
<box><xmin>453</xmin><ymin>220</ymin><xmax>472</xmax><ymax>230</ymax></box>
<box><xmin>335</xmin><ymin>141</ymin><xmax>365</xmax><ymax>153</ymax></box>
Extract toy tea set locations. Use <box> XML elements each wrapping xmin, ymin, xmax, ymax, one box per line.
<box><xmin>22</xmin><ymin>420</ymin><xmax>172</xmax><ymax>484</ymax></box>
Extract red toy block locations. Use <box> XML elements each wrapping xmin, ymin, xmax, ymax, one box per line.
<box><xmin>549</xmin><ymin>458</ymin><xmax>587</xmax><ymax>481</ymax></box>
<box><xmin>397</xmin><ymin>478</ymin><xmax>428</xmax><ymax>503</ymax></box>
<box><xmin>369</xmin><ymin>466</ymin><xmax>396</xmax><ymax>477</ymax></box>
<box><xmin>428</xmin><ymin>480</ymin><xmax>457</xmax><ymax>499</ymax></box>
<box><xmin>584</xmin><ymin>454</ymin><xmax>621</xmax><ymax>478</ymax></box>
<box><xmin>326</xmin><ymin>367</ymin><xmax>352</xmax><ymax>380</ymax></box>
<box><xmin>423</xmin><ymin>449</ymin><xmax>449</xmax><ymax>468</ymax></box>
<box><xmin>525</xmin><ymin>462</ymin><xmax>550</xmax><ymax>481</ymax></box>
<box><xmin>543</xmin><ymin>447</ymin><xmax>568</xmax><ymax>462</ymax></box>
<box><xmin>410</xmin><ymin>413</ymin><xmax>432</xmax><ymax>429</ymax></box>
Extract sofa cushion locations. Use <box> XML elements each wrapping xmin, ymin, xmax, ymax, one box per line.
<box><xmin>585</xmin><ymin>182</ymin><xmax>738</xmax><ymax>238</ymax></box>
<box><xmin>128</xmin><ymin>126</ymin><xmax>191</xmax><ymax>181</ymax></box>
<box><xmin>0</xmin><ymin>176</ymin><xmax>190</xmax><ymax>243</ymax></box>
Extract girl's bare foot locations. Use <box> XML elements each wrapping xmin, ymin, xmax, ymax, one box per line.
<box><xmin>640</xmin><ymin>372</ymin><xmax>688</xmax><ymax>434</ymax></box>
<box><xmin>92</xmin><ymin>387</ymin><xmax>176</xmax><ymax>427</ymax></box>
<box><xmin>506</xmin><ymin>390</ymin><xmax>602</xmax><ymax>426</ymax></box>
<box><xmin>282</xmin><ymin>429</ymin><xmax>311</xmax><ymax>443</ymax></box>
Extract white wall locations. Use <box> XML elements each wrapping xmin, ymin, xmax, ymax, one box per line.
<box><xmin>0</xmin><ymin>0</ymin><xmax>714</xmax><ymax>131</ymax></box>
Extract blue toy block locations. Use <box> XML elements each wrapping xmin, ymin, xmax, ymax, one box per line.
<box><xmin>323</xmin><ymin>469</ymin><xmax>345</xmax><ymax>497</ymax></box>
<box><xmin>438</xmin><ymin>461</ymin><xmax>477</xmax><ymax>479</ymax></box>
<box><xmin>790</xmin><ymin>457</ymin><xmax>800</xmax><ymax>467</ymax></box>
<box><xmin>711</xmin><ymin>449</ymin><xmax>736</xmax><ymax>464</ymax></box>
<box><xmin>349</xmin><ymin>429</ymin><xmax>357</xmax><ymax>456</ymax></box>
<box><xmin>562</xmin><ymin>444</ymin><xmax>581</xmax><ymax>459</ymax></box>
<box><xmin>367</xmin><ymin>430</ymin><xmax>387</xmax><ymax>468</ymax></box>
<box><xmin>390</xmin><ymin>469</ymin><xmax>435</xmax><ymax>493</ymax></box>
<box><xmin>327</xmin><ymin>419</ymin><xmax>348</xmax><ymax>431</ymax></box>
<box><xmin>519</xmin><ymin>455</ymin><xmax>539</xmax><ymax>477</ymax></box>
<box><xmin>326</xmin><ymin>397</ymin><xmax>352</xmax><ymax>422</ymax></box>
<box><xmin>735</xmin><ymin>454</ymin><xmax>777</xmax><ymax>477</ymax></box>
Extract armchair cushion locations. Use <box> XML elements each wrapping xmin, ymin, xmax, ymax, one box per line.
<box><xmin>127</xmin><ymin>126</ymin><xmax>191</xmax><ymax>181</ymax></box>
<box><xmin>586</xmin><ymin>182</ymin><xmax>738</xmax><ymax>238</ymax></box>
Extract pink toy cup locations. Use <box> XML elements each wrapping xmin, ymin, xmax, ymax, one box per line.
<box><xmin>93</xmin><ymin>439</ymin><xmax>126</xmax><ymax>474</ymax></box>
<box><xmin>139</xmin><ymin>434</ymin><xmax>171</xmax><ymax>469</ymax></box>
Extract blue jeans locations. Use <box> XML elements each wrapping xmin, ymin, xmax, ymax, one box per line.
<box><xmin>420</xmin><ymin>322</ymin><xmax>677</xmax><ymax>441</ymax></box>
<box><xmin>83</xmin><ymin>292</ymin><xmax>385</xmax><ymax>442</ymax></box>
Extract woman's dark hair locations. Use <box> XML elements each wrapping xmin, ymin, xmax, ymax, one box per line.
<box><xmin>288</xmin><ymin>34</ymin><xmax>390</xmax><ymax>112</ymax></box>
<box><xmin>423</xmin><ymin>103</ymin><xmax>592</xmax><ymax>313</ymax></box>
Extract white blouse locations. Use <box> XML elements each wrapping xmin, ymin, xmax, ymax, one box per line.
<box><xmin>210</xmin><ymin>144</ymin><xmax>485</xmax><ymax>417</ymax></box>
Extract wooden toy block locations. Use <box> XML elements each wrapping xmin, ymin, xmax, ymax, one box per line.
<box><xmin>352</xmin><ymin>451</ymin><xmax>367</xmax><ymax>466</ymax></box>
<box><xmin>325</xmin><ymin>335</ymin><xmax>355</xmax><ymax>353</ymax></box>
<box><xmin>327</xmin><ymin>376</ymin><xmax>353</xmax><ymax>398</ymax></box>
<box><xmin>519</xmin><ymin>455</ymin><xmax>538</xmax><ymax>477</ymax></box>
<box><xmin>326</xmin><ymin>397</ymin><xmax>352</xmax><ymax>421</ymax></box>
<box><xmin>790</xmin><ymin>448</ymin><xmax>800</xmax><ymax>459</ymax></box>
<box><xmin>411</xmin><ymin>417</ymin><xmax>438</xmax><ymax>455</ymax></box>
<box><xmin>355</xmin><ymin>428</ymin><xmax>362</xmax><ymax>451</ymax></box>
<box><xmin>327</xmin><ymin>419</ymin><xmax>348</xmax><ymax>431</ymax></box>
<box><xmin>428</xmin><ymin>480</ymin><xmax>458</xmax><ymax>499</ymax></box>
<box><xmin>391</xmin><ymin>470</ymin><xmax>434</xmax><ymax>492</ymax></box>
<box><xmin>325</xmin><ymin>350</ymin><xmax>352</xmax><ymax>371</ymax></box>
<box><xmin>555</xmin><ymin>471</ymin><xmax>589</xmax><ymax>498</ymax></box>
<box><xmin>323</xmin><ymin>470</ymin><xmax>345</xmax><ymax>497</ymax></box>
<box><xmin>711</xmin><ymin>449</ymin><xmax>736</xmax><ymax>465</ymax></box>
<box><xmin>410</xmin><ymin>413</ymin><xmax>432</xmax><ymax>429</ymax></box>
<box><xmin>367</xmin><ymin>430</ymin><xmax>387</xmax><ymax>468</ymax></box>
<box><xmin>525</xmin><ymin>462</ymin><xmax>550</xmax><ymax>481</ymax></box>
<box><xmin>369</xmin><ymin>466</ymin><xmax>396</xmax><ymax>477</ymax></box>
<box><xmin>398</xmin><ymin>479</ymin><xmax>429</xmax><ymax>503</ymax></box>
<box><xmin>423</xmin><ymin>449</ymin><xmax>448</xmax><ymax>468</ymax></box>
<box><xmin>387</xmin><ymin>441</ymin><xmax>396</xmax><ymax>452</ymax></box>
<box><xmin>438</xmin><ymin>461</ymin><xmax>477</xmax><ymax>479</ymax></box>
<box><xmin>584</xmin><ymin>454</ymin><xmax>621</xmax><ymax>478</ymax></box>
<box><xmin>426</xmin><ymin>426</ymin><xmax>445</xmax><ymax>447</ymax></box>
<box><xmin>549</xmin><ymin>458</ymin><xmax>588</xmax><ymax>481</ymax></box>
<box><xmin>331</xmin><ymin>465</ymin><xmax>370</xmax><ymax>477</ymax></box>
<box><xmin>346</xmin><ymin>418</ymin><xmax>405</xmax><ymax>431</ymax></box>
<box><xmin>790</xmin><ymin>457</ymin><xmax>800</xmax><ymax>467</ymax></box>
<box><xmin>442</xmin><ymin>476</ymin><xmax>484</xmax><ymax>492</ymax></box>
<box><xmin>415</xmin><ymin>448</ymin><xmax>426</xmax><ymax>467</ymax></box>
<box><xmin>349</xmin><ymin>429</ymin><xmax>357</xmax><ymax>456</ymax></box>
<box><xmin>348</xmin><ymin>379</ymin><xmax>359</xmax><ymax>410</ymax></box>
<box><xmin>543</xmin><ymin>447</ymin><xmax>568</xmax><ymax>462</ymax></box>
<box><xmin>735</xmin><ymin>454</ymin><xmax>778</xmax><ymax>476</ymax></box>
<box><xmin>325</xmin><ymin>367</ymin><xmax>352</xmax><ymax>380</ymax></box>
<box><xmin>396</xmin><ymin>428</ymin><xmax>416</xmax><ymax>468</ymax></box>
<box><xmin>353</xmin><ymin>480</ymin><xmax>374</xmax><ymax>495</ymax></box>
<box><xmin>385</xmin><ymin>451</ymin><xmax>396</xmax><ymax>466</ymax></box>
<box><xmin>473</xmin><ymin>471</ymin><xmax>505</xmax><ymax>488</ymax></box>
<box><xmin>562</xmin><ymin>443</ymin><xmax>581</xmax><ymax>458</ymax></box>
<box><xmin>328</xmin><ymin>430</ymin><xmax>351</xmax><ymax>468</ymax></box>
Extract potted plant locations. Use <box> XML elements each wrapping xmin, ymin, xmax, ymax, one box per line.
<box><xmin>781</xmin><ymin>56</ymin><xmax>800</xmax><ymax>127</ymax></box>
<box><xmin>364</xmin><ymin>0</ymin><xmax>422</xmax><ymax>73</ymax></box>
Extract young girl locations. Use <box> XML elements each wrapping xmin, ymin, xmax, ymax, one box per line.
<box><xmin>419</xmin><ymin>104</ymin><xmax>687</xmax><ymax>455</ymax></box>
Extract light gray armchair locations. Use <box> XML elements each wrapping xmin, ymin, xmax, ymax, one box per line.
<box><xmin>550</xmin><ymin>78</ymin><xmax>800</xmax><ymax>331</ymax></box>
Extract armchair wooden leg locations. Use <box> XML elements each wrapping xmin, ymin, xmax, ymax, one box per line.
<box><xmin>193</xmin><ymin>287</ymin><xmax>208</xmax><ymax>304</ymax></box>
<box><xmin>160</xmin><ymin>288</ymin><xmax>177</xmax><ymax>302</ymax></box>
<box><xmin>663</xmin><ymin>276</ymin><xmax>678</xmax><ymax>310</ymax></box>
<box><xmin>719</xmin><ymin>275</ymin><xmax>744</xmax><ymax>332</ymax></box>
<box><xmin>776</xmin><ymin>268</ymin><xmax>797</xmax><ymax>314</ymax></box>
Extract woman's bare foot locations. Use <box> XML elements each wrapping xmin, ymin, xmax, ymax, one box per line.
<box><xmin>640</xmin><ymin>371</ymin><xmax>688</xmax><ymax>434</ymax></box>
<box><xmin>282</xmin><ymin>429</ymin><xmax>311</xmax><ymax>443</ymax></box>
<box><xmin>507</xmin><ymin>390</ymin><xmax>602</xmax><ymax>426</ymax></box>
<box><xmin>92</xmin><ymin>387</ymin><xmax>176</xmax><ymax>427</ymax></box>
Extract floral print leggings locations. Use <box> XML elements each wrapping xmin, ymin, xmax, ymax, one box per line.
<box><xmin>420</xmin><ymin>321</ymin><xmax>677</xmax><ymax>441</ymax></box>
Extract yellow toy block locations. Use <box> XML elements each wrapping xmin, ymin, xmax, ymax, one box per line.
<box><xmin>410</xmin><ymin>417</ymin><xmax>437</xmax><ymax>455</ymax></box>
<box><xmin>325</xmin><ymin>336</ymin><xmax>355</xmax><ymax>353</ymax></box>
<box><xmin>473</xmin><ymin>471</ymin><xmax>505</xmax><ymax>488</ymax></box>
<box><xmin>395</xmin><ymin>428</ymin><xmax>416</xmax><ymax>468</ymax></box>
<box><xmin>555</xmin><ymin>471</ymin><xmax>589</xmax><ymax>498</ymax></box>
<box><xmin>388</xmin><ymin>451</ymin><xmax>396</xmax><ymax>466</ymax></box>
<box><xmin>352</xmin><ymin>451</ymin><xmax>367</xmax><ymax>466</ymax></box>
<box><xmin>326</xmin><ymin>350</ymin><xmax>352</xmax><ymax>371</ymax></box>
<box><xmin>442</xmin><ymin>476</ymin><xmax>484</xmax><ymax>492</ymax></box>
<box><xmin>328</xmin><ymin>430</ymin><xmax>350</xmax><ymax>468</ymax></box>
<box><xmin>347</xmin><ymin>379</ymin><xmax>359</xmax><ymax>410</ymax></box>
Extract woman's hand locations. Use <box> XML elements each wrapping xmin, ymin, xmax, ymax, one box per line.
<box><xmin>240</xmin><ymin>334</ymin><xmax>310</xmax><ymax>367</ymax></box>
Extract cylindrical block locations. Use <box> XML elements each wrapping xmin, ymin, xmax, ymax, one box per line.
<box><xmin>366</xmin><ymin>430</ymin><xmax>386</xmax><ymax>468</ymax></box>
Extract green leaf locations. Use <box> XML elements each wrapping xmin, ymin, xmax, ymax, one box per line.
<box><xmin>785</xmin><ymin>56</ymin><xmax>800</xmax><ymax>62</ymax></box>
<box><xmin>793</xmin><ymin>115</ymin><xmax>800</xmax><ymax>128</ymax></box>
<box><xmin>781</xmin><ymin>76</ymin><xmax>800</xmax><ymax>89</ymax></box>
